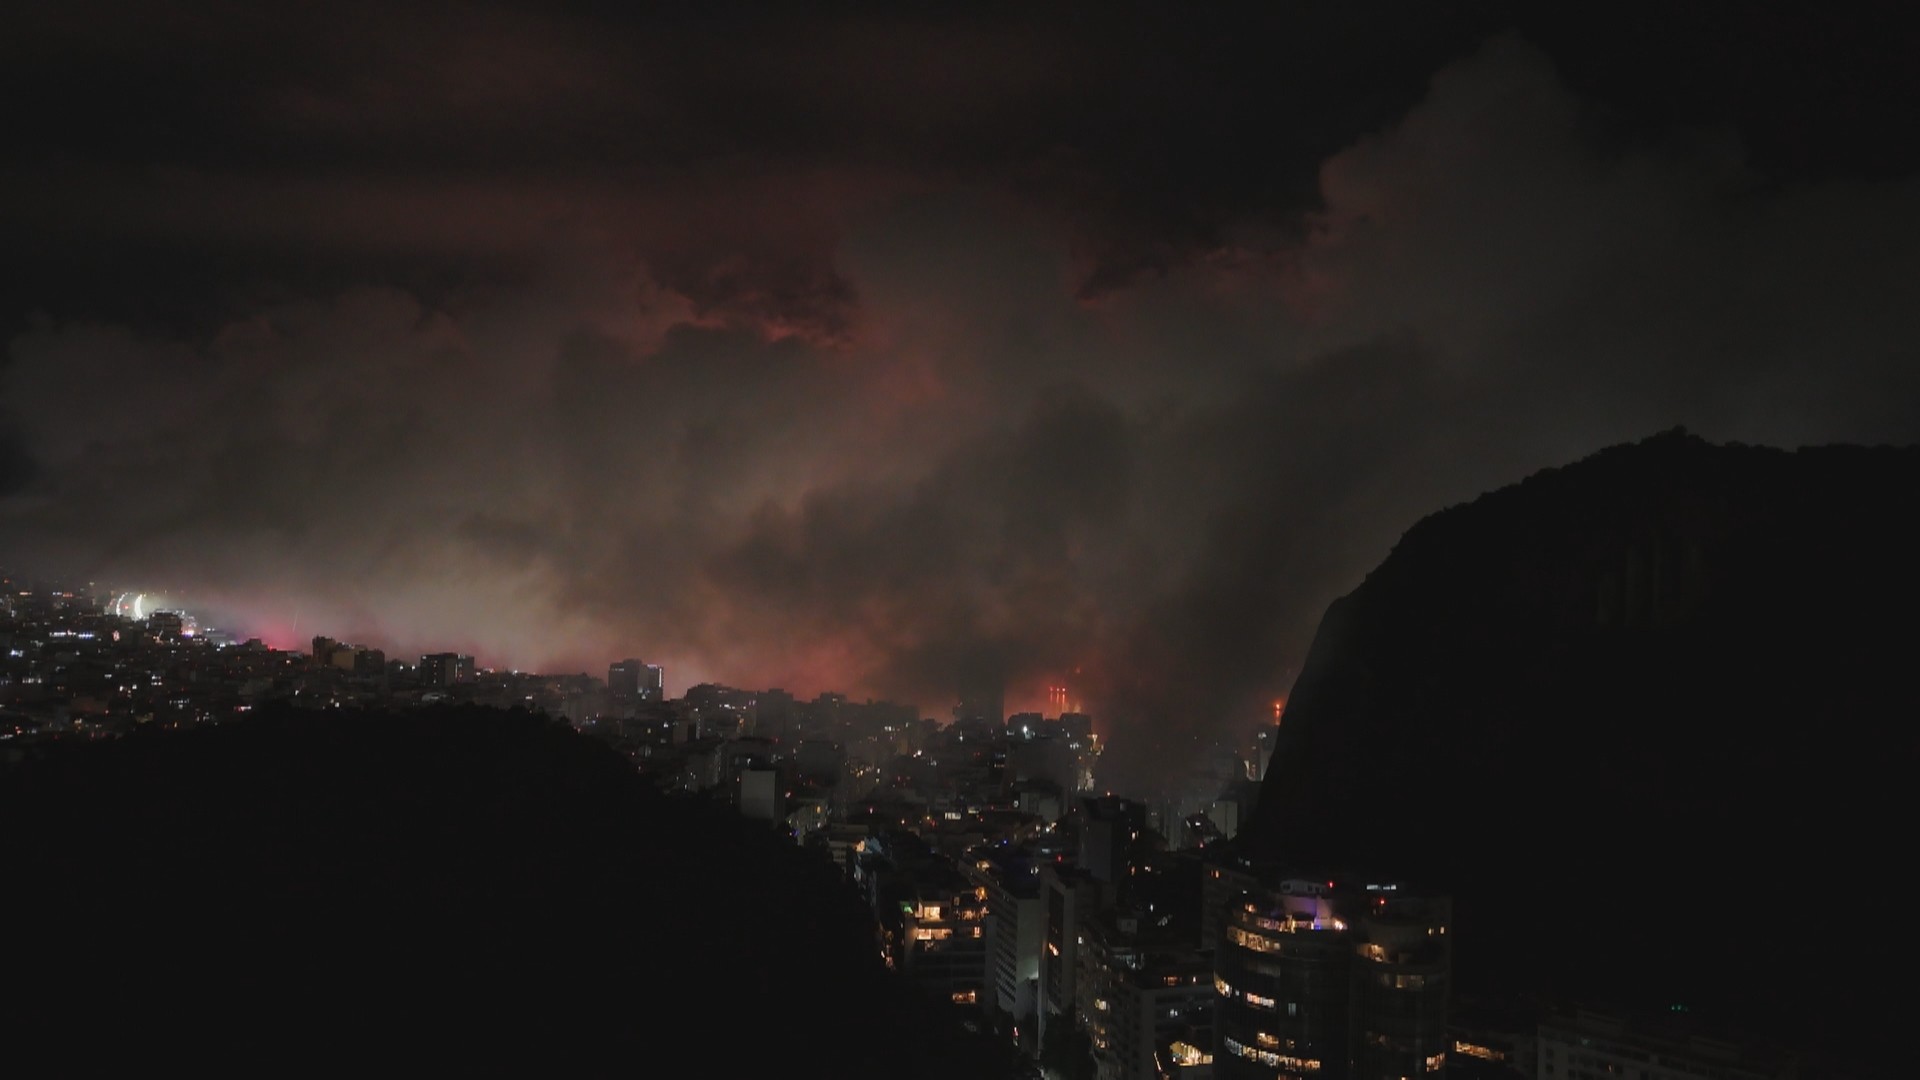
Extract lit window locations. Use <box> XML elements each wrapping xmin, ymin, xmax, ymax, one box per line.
<box><xmin>1453</xmin><ymin>1042</ymin><xmax>1506</xmax><ymax>1063</ymax></box>
<box><xmin>1168</xmin><ymin>1041</ymin><xmax>1212</xmax><ymax>1066</ymax></box>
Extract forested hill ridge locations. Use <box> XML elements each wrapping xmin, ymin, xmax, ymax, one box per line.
<box><xmin>1245</xmin><ymin>429</ymin><xmax>1919</xmax><ymax>1076</ymax></box>
<box><xmin>0</xmin><ymin>705</ymin><xmax>1022</xmax><ymax>1077</ymax></box>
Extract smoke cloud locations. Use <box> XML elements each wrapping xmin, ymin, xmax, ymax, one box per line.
<box><xmin>5</xmin><ymin>11</ymin><xmax>1918</xmax><ymax>791</ymax></box>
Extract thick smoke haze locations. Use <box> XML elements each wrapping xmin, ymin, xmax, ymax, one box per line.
<box><xmin>5</xmin><ymin>6</ymin><xmax>1918</xmax><ymax>791</ymax></box>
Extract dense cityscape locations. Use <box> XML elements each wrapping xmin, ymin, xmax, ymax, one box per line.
<box><xmin>2</xmin><ymin>569</ymin><xmax>1803</xmax><ymax>1080</ymax></box>
<box><xmin>6</xmin><ymin>3</ymin><xmax>1913</xmax><ymax>1076</ymax></box>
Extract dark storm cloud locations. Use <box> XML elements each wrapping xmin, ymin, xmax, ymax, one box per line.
<box><xmin>0</xmin><ymin>2</ymin><xmax>1698</xmax><ymax>325</ymax></box>
<box><xmin>9</xmin><ymin>2</ymin><xmax>1907</xmax><ymax>329</ymax></box>
<box><xmin>5</xmin><ymin>7</ymin><xmax>1920</xmax><ymax>789</ymax></box>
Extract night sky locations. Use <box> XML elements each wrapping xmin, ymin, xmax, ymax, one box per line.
<box><xmin>5</xmin><ymin>2</ymin><xmax>1918</xmax><ymax>790</ymax></box>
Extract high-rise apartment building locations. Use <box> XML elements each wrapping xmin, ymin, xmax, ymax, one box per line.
<box><xmin>1215</xmin><ymin>879</ymin><xmax>1450</xmax><ymax>1079</ymax></box>
<box><xmin>1082</xmin><ymin>909</ymin><xmax>1216</xmax><ymax>1080</ymax></box>
<box><xmin>896</xmin><ymin>874</ymin><xmax>989</xmax><ymax>1006</ymax></box>
<box><xmin>1038</xmin><ymin>864</ymin><xmax>1105</xmax><ymax>1050</ymax></box>
<box><xmin>1079</xmin><ymin>796</ymin><xmax>1147</xmax><ymax>886</ymax></box>
<box><xmin>965</xmin><ymin>849</ymin><xmax>1045</xmax><ymax>1024</ymax></box>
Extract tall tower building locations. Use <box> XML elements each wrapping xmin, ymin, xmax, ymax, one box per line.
<box><xmin>608</xmin><ymin>659</ymin><xmax>641</xmax><ymax>700</ymax></box>
<box><xmin>964</xmin><ymin>850</ymin><xmax>1045</xmax><ymax>1027</ymax></box>
<box><xmin>608</xmin><ymin>659</ymin><xmax>663</xmax><ymax>717</ymax></box>
<box><xmin>1037</xmin><ymin>864</ymin><xmax>1103</xmax><ymax>1052</ymax></box>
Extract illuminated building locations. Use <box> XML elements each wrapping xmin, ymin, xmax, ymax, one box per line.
<box><xmin>1157</xmin><ymin>1037</ymin><xmax>1215</xmax><ymax>1078</ymax></box>
<box><xmin>1214</xmin><ymin>879</ymin><xmax>1450</xmax><ymax>1079</ymax></box>
<box><xmin>1059</xmin><ymin>714</ymin><xmax>1100</xmax><ymax>791</ymax></box>
<box><xmin>1447</xmin><ymin>1031</ymin><xmax>1531</xmax><ymax>1079</ymax></box>
<box><xmin>896</xmin><ymin>873</ymin><xmax>989</xmax><ymax>1005</ymax></box>
<box><xmin>1201</xmin><ymin>862</ymin><xmax>1261</xmax><ymax>958</ymax></box>
<box><xmin>823</xmin><ymin>823</ymin><xmax>871</xmax><ymax>875</ymax></box>
<box><xmin>965</xmin><ymin>850</ymin><xmax>1045</xmax><ymax>1024</ymax></box>
<box><xmin>1038</xmin><ymin>864</ymin><xmax>1104</xmax><ymax>1050</ymax></box>
<box><xmin>1082</xmin><ymin>909</ymin><xmax>1216</xmax><ymax>1080</ymax></box>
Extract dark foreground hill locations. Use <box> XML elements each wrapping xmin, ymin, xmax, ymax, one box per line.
<box><xmin>1244</xmin><ymin>430</ymin><xmax>1920</xmax><ymax>1076</ymax></box>
<box><xmin>0</xmin><ymin>706</ymin><xmax>1021</xmax><ymax>1077</ymax></box>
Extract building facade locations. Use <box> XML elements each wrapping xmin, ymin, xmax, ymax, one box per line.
<box><xmin>1215</xmin><ymin>879</ymin><xmax>1450</xmax><ymax>1080</ymax></box>
<box><xmin>967</xmin><ymin>851</ymin><xmax>1045</xmax><ymax>1023</ymax></box>
<box><xmin>1083</xmin><ymin>911</ymin><xmax>1217</xmax><ymax>1080</ymax></box>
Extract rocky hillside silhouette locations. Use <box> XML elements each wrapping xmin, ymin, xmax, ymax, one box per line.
<box><xmin>0</xmin><ymin>705</ymin><xmax>1023</xmax><ymax>1077</ymax></box>
<box><xmin>1245</xmin><ymin>430</ymin><xmax>1919</xmax><ymax>1076</ymax></box>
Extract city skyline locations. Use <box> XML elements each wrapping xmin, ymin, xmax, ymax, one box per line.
<box><xmin>6</xmin><ymin>570</ymin><xmax>1101</xmax><ymax>720</ymax></box>
<box><xmin>2</xmin><ymin>567</ymin><xmax>1126</xmax><ymax>729</ymax></box>
<box><xmin>4</xmin><ymin>5</ymin><xmax>1913</xmax><ymax>1076</ymax></box>
<box><xmin>5</xmin><ymin>433</ymin><xmax>1908</xmax><ymax>1076</ymax></box>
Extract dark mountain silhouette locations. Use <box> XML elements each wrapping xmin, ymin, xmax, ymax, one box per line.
<box><xmin>1243</xmin><ymin>429</ymin><xmax>1919</xmax><ymax>1076</ymax></box>
<box><xmin>0</xmin><ymin>706</ymin><xmax>1023</xmax><ymax>1077</ymax></box>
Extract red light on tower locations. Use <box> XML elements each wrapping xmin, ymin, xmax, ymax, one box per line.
<box><xmin>1047</xmin><ymin>683</ymin><xmax>1071</xmax><ymax>712</ymax></box>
